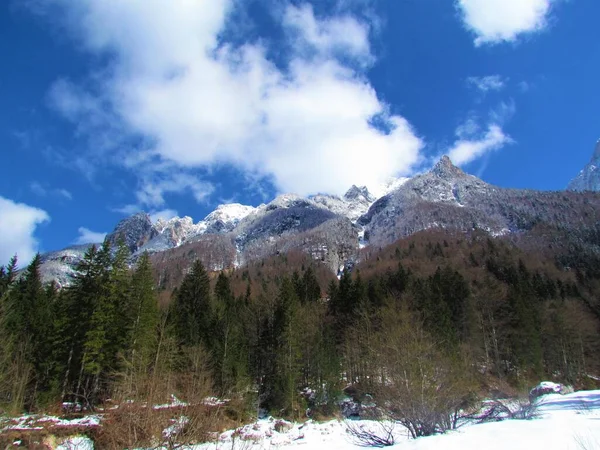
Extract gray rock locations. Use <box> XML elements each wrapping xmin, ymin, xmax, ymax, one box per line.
<box><xmin>568</xmin><ymin>141</ymin><xmax>600</xmax><ymax>191</ymax></box>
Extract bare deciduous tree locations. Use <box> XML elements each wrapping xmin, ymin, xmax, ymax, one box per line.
<box><xmin>370</xmin><ymin>304</ymin><xmax>476</xmax><ymax>439</ymax></box>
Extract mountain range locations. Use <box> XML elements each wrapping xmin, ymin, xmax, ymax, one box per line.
<box><xmin>38</xmin><ymin>147</ymin><xmax>600</xmax><ymax>287</ymax></box>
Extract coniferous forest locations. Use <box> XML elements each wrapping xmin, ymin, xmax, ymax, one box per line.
<box><xmin>1</xmin><ymin>230</ymin><xmax>600</xmax><ymax>445</ymax></box>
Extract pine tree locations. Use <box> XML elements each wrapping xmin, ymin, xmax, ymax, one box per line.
<box><xmin>3</xmin><ymin>254</ymin><xmax>54</xmax><ymax>408</ymax></box>
<box><xmin>128</xmin><ymin>252</ymin><xmax>159</xmax><ymax>368</ymax></box>
<box><xmin>171</xmin><ymin>260</ymin><xmax>212</xmax><ymax>347</ymax></box>
<box><xmin>213</xmin><ymin>272</ymin><xmax>247</xmax><ymax>394</ymax></box>
<box><xmin>81</xmin><ymin>240</ymin><xmax>122</xmax><ymax>401</ymax></box>
<box><xmin>0</xmin><ymin>255</ymin><xmax>17</xmax><ymax>298</ymax></box>
<box><xmin>272</xmin><ymin>277</ymin><xmax>301</xmax><ymax>416</ymax></box>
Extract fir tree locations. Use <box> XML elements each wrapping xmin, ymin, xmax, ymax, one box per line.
<box><xmin>128</xmin><ymin>252</ymin><xmax>159</xmax><ymax>368</ymax></box>
<box><xmin>171</xmin><ymin>260</ymin><xmax>212</xmax><ymax>347</ymax></box>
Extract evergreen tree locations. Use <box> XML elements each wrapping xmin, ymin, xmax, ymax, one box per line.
<box><xmin>295</xmin><ymin>266</ymin><xmax>321</xmax><ymax>304</ymax></box>
<box><xmin>213</xmin><ymin>272</ymin><xmax>247</xmax><ymax>393</ymax></box>
<box><xmin>128</xmin><ymin>252</ymin><xmax>159</xmax><ymax>370</ymax></box>
<box><xmin>171</xmin><ymin>260</ymin><xmax>212</xmax><ymax>347</ymax></box>
<box><xmin>3</xmin><ymin>254</ymin><xmax>54</xmax><ymax>408</ymax></box>
<box><xmin>0</xmin><ymin>255</ymin><xmax>17</xmax><ymax>298</ymax></box>
<box><xmin>272</xmin><ymin>277</ymin><xmax>301</xmax><ymax>416</ymax></box>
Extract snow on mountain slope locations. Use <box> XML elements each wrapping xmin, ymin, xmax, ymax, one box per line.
<box><xmin>137</xmin><ymin>216</ymin><xmax>203</xmax><ymax>254</ymax></box>
<box><xmin>106</xmin><ymin>212</ymin><xmax>158</xmax><ymax>254</ymax></box>
<box><xmin>38</xmin><ymin>245</ymin><xmax>93</xmax><ymax>287</ymax></box>
<box><xmin>202</xmin><ymin>203</ymin><xmax>257</xmax><ymax>233</ymax></box>
<box><xmin>38</xmin><ymin>150</ymin><xmax>600</xmax><ymax>287</ymax></box>
<box><xmin>136</xmin><ymin>205</ymin><xmax>257</xmax><ymax>255</ymax></box>
<box><xmin>311</xmin><ymin>185</ymin><xmax>376</xmax><ymax>222</ymax></box>
<box><xmin>370</xmin><ymin>176</ymin><xmax>411</xmax><ymax>198</ymax></box>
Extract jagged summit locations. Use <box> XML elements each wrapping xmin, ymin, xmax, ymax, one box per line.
<box><xmin>568</xmin><ymin>141</ymin><xmax>600</xmax><ymax>192</ymax></box>
<box><xmin>36</xmin><ymin>147</ymin><xmax>600</xmax><ymax>288</ymax></box>
<box><xmin>344</xmin><ymin>185</ymin><xmax>375</xmax><ymax>203</ymax></box>
<box><xmin>106</xmin><ymin>212</ymin><xmax>157</xmax><ymax>253</ymax></box>
<box><xmin>431</xmin><ymin>155</ymin><xmax>465</xmax><ymax>179</ymax></box>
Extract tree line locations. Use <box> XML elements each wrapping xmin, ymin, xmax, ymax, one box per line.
<box><xmin>0</xmin><ymin>231</ymin><xmax>599</xmax><ymax>430</ymax></box>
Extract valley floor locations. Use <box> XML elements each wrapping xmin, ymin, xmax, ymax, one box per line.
<box><xmin>45</xmin><ymin>391</ymin><xmax>600</xmax><ymax>450</ymax></box>
<box><xmin>40</xmin><ymin>389</ymin><xmax>600</xmax><ymax>450</ymax></box>
<box><xmin>202</xmin><ymin>390</ymin><xmax>600</xmax><ymax>450</ymax></box>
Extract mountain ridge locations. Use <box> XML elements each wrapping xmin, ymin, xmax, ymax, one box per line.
<box><xmin>36</xmin><ymin>151</ymin><xmax>600</xmax><ymax>286</ymax></box>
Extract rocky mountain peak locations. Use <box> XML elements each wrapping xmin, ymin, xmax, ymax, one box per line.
<box><xmin>568</xmin><ymin>141</ymin><xmax>600</xmax><ymax>192</ymax></box>
<box><xmin>106</xmin><ymin>212</ymin><xmax>157</xmax><ymax>254</ymax></box>
<box><xmin>431</xmin><ymin>155</ymin><xmax>465</xmax><ymax>179</ymax></box>
<box><xmin>344</xmin><ymin>185</ymin><xmax>374</xmax><ymax>203</ymax></box>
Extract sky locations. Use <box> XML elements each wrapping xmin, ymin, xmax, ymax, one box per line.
<box><xmin>1</xmin><ymin>0</ymin><xmax>599</xmax><ymax>263</ymax></box>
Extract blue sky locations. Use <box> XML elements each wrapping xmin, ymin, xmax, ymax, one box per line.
<box><xmin>1</xmin><ymin>0</ymin><xmax>599</xmax><ymax>263</ymax></box>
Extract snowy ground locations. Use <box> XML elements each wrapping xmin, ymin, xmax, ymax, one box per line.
<box><xmin>198</xmin><ymin>390</ymin><xmax>600</xmax><ymax>450</ymax></box>
<box><xmin>6</xmin><ymin>389</ymin><xmax>600</xmax><ymax>449</ymax></box>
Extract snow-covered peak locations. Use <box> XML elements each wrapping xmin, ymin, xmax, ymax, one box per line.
<box><xmin>106</xmin><ymin>212</ymin><xmax>157</xmax><ymax>254</ymax></box>
<box><xmin>155</xmin><ymin>216</ymin><xmax>194</xmax><ymax>233</ymax></box>
<box><xmin>265</xmin><ymin>194</ymin><xmax>311</xmax><ymax>210</ymax></box>
<box><xmin>311</xmin><ymin>187</ymin><xmax>375</xmax><ymax>223</ymax></box>
<box><xmin>370</xmin><ymin>176</ymin><xmax>411</xmax><ymax>198</ymax></box>
<box><xmin>432</xmin><ymin>155</ymin><xmax>465</xmax><ymax>179</ymax></box>
<box><xmin>344</xmin><ymin>185</ymin><xmax>375</xmax><ymax>203</ymax></box>
<box><xmin>136</xmin><ymin>216</ymin><xmax>204</xmax><ymax>255</ymax></box>
<box><xmin>203</xmin><ymin>203</ymin><xmax>256</xmax><ymax>224</ymax></box>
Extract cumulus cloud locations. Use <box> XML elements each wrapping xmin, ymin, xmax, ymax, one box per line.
<box><xmin>135</xmin><ymin>172</ymin><xmax>214</xmax><ymax>208</ymax></box>
<box><xmin>283</xmin><ymin>4</ymin><xmax>372</xmax><ymax>64</ymax></box>
<box><xmin>467</xmin><ymin>75</ymin><xmax>507</xmax><ymax>93</ymax></box>
<box><xmin>0</xmin><ymin>196</ymin><xmax>49</xmax><ymax>264</ymax></box>
<box><xmin>42</xmin><ymin>0</ymin><xmax>423</xmax><ymax>198</ymax></box>
<box><xmin>456</xmin><ymin>0</ymin><xmax>555</xmax><ymax>46</ymax></box>
<box><xmin>448</xmin><ymin>124</ymin><xmax>513</xmax><ymax>166</ymax></box>
<box><xmin>74</xmin><ymin>227</ymin><xmax>107</xmax><ymax>245</ymax></box>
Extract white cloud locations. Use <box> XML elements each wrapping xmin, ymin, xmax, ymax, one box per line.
<box><xmin>456</xmin><ymin>0</ymin><xmax>555</xmax><ymax>46</ymax></box>
<box><xmin>467</xmin><ymin>75</ymin><xmax>506</xmax><ymax>93</ymax></box>
<box><xmin>42</xmin><ymin>0</ymin><xmax>424</xmax><ymax>198</ymax></box>
<box><xmin>112</xmin><ymin>205</ymin><xmax>178</xmax><ymax>222</ymax></box>
<box><xmin>56</xmin><ymin>189</ymin><xmax>73</xmax><ymax>200</ymax></box>
<box><xmin>0</xmin><ymin>196</ymin><xmax>49</xmax><ymax>264</ymax></box>
<box><xmin>150</xmin><ymin>209</ymin><xmax>179</xmax><ymax>223</ymax></box>
<box><xmin>30</xmin><ymin>182</ymin><xmax>47</xmax><ymax>197</ymax></box>
<box><xmin>488</xmin><ymin>99</ymin><xmax>517</xmax><ymax>126</ymax></box>
<box><xmin>74</xmin><ymin>227</ymin><xmax>107</xmax><ymax>245</ymax></box>
<box><xmin>112</xmin><ymin>204</ymin><xmax>141</xmax><ymax>216</ymax></box>
<box><xmin>283</xmin><ymin>4</ymin><xmax>372</xmax><ymax>65</ymax></box>
<box><xmin>30</xmin><ymin>182</ymin><xmax>73</xmax><ymax>201</ymax></box>
<box><xmin>447</xmin><ymin>100</ymin><xmax>515</xmax><ymax>166</ymax></box>
<box><xmin>136</xmin><ymin>172</ymin><xmax>214</xmax><ymax>207</ymax></box>
<box><xmin>448</xmin><ymin>124</ymin><xmax>513</xmax><ymax>166</ymax></box>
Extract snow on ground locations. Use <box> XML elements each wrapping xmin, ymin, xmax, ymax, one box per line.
<box><xmin>196</xmin><ymin>390</ymin><xmax>600</xmax><ymax>450</ymax></box>
<box><xmin>1</xmin><ymin>413</ymin><xmax>101</xmax><ymax>431</ymax></box>
<box><xmin>56</xmin><ymin>436</ymin><xmax>94</xmax><ymax>450</ymax></box>
<box><xmin>15</xmin><ymin>389</ymin><xmax>600</xmax><ymax>449</ymax></box>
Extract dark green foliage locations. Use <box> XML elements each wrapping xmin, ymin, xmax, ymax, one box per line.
<box><xmin>3</xmin><ymin>228</ymin><xmax>600</xmax><ymax>418</ymax></box>
<box><xmin>293</xmin><ymin>267</ymin><xmax>321</xmax><ymax>304</ymax></box>
<box><xmin>127</xmin><ymin>252</ymin><xmax>159</xmax><ymax>367</ymax></box>
<box><xmin>171</xmin><ymin>260</ymin><xmax>212</xmax><ymax>347</ymax></box>
<box><xmin>212</xmin><ymin>272</ymin><xmax>248</xmax><ymax>394</ymax></box>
